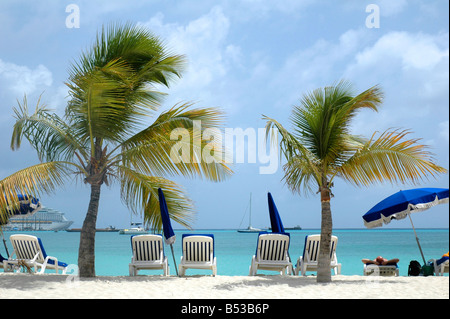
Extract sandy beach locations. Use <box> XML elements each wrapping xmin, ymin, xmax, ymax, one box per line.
<box><xmin>0</xmin><ymin>273</ymin><xmax>448</xmax><ymax>299</ymax></box>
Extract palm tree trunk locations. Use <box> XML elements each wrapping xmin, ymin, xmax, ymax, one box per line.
<box><xmin>317</xmin><ymin>178</ymin><xmax>332</xmax><ymax>283</ymax></box>
<box><xmin>78</xmin><ymin>183</ymin><xmax>101</xmax><ymax>277</ymax></box>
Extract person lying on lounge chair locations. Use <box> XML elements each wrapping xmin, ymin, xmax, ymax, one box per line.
<box><xmin>362</xmin><ymin>256</ymin><xmax>399</xmax><ymax>265</ymax></box>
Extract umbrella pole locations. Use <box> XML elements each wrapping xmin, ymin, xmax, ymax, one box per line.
<box><xmin>170</xmin><ymin>244</ymin><xmax>178</xmax><ymax>276</ymax></box>
<box><xmin>408</xmin><ymin>214</ymin><xmax>426</xmax><ymax>264</ymax></box>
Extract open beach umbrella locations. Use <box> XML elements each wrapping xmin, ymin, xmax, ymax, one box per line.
<box><xmin>158</xmin><ymin>188</ymin><xmax>178</xmax><ymax>275</ymax></box>
<box><xmin>362</xmin><ymin>188</ymin><xmax>449</xmax><ymax>264</ymax></box>
<box><xmin>268</xmin><ymin>192</ymin><xmax>285</xmax><ymax>233</ymax></box>
<box><xmin>0</xmin><ymin>194</ymin><xmax>42</xmax><ymax>257</ymax></box>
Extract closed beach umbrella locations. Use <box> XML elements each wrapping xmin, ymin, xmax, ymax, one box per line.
<box><xmin>1</xmin><ymin>194</ymin><xmax>42</xmax><ymax>257</ymax></box>
<box><xmin>268</xmin><ymin>192</ymin><xmax>285</xmax><ymax>233</ymax></box>
<box><xmin>157</xmin><ymin>188</ymin><xmax>178</xmax><ymax>275</ymax></box>
<box><xmin>362</xmin><ymin>188</ymin><xmax>449</xmax><ymax>264</ymax></box>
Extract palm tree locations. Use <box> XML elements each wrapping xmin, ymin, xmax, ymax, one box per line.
<box><xmin>9</xmin><ymin>24</ymin><xmax>232</xmax><ymax>277</ymax></box>
<box><xmin>264</xmin><ymin>80</ymin><xmax>447</xmax><ymax>283</ymax></box>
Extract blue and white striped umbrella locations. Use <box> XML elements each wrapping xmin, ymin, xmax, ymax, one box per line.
<box><xmin>363</xmin><ymin>188</ymin><xmax>449</xmax><ymax>264</ymax></box>
<box><xmin>363</xmin><ymin>188</ymin><xmax>449</xmax><ymax>228</ymax></box>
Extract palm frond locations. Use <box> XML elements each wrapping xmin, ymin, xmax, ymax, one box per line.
<box><xmin>290</xmin><ymin>81</ymin><xmax>383</xmax><ymax>164</ymax></box>
<box><xmin>67</xmin><ymin>23</ymin><xmax>186</xmax><ymax>127</ymax></box>
<box><xmin>11</xmin><ymin>95</ymin><xmax>87</xmax><ymax>162</ymax></box>
<box><xmin>0</xmin><ymin>162</ymin><xmax>71</xmax><ymax>224</ymax></box>
<box><xmin>338</xmin><ymin>129</ymin><xmax>448</xmax><ymax>186</ymax></box>
<box><xmin>282</xmin><ymin>156</ymin><xmax>321</xmax><ymax>195</ymax></box>
<box><xmin>66</xmin><ymin>63</ymin><xmax>133</xmax><ymax>146</ymax></box>
<box><xmin>118</xmin><ymin>166</ymin><xmax>194</xmax><ymax>231</ymax></box>
<box><xmin>118</xmin><ymin>103</ymin><xmax>233</xmax><ymax>181</ymax></box>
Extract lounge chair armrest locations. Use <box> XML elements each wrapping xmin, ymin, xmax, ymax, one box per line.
<box><xmin>41</xmin><ymin>255</ymin><xmax>60</xmax><ymax>274</ymax></box>
<box><xmin>31</xmin><ymin>251</ymin><xmax>41</xmax><ymax>263</ymax></box>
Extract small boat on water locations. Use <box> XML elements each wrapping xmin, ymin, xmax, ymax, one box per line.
<box><xmin>237</xmin><ymin>193</ymin><xmax>264</xmax><ymax>233</ymax></box>
<box><xmin>119</xmin><ymin>223</ymin><xmax>149</xmax><ymax>235</ymax></box>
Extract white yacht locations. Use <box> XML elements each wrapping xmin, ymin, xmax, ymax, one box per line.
<box><xmin>119</xmin><ymin>223</ymin><xmax>149</xmax><ymax>235</ymax></box>
<box><xmin>4</xmin><ymin>206</ymin><xmax>74</xmax><ymax>231</ymax></box>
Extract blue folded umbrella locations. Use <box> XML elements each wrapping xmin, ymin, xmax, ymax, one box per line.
<box><xmin>158</xmin><ymin>188</ymin><xmax>178</xmax><ymax>275</ymax></box>
<box><xmin>268</xmin><ymin>192</ymin><xmax>285</xmax><ymax>233</ymax></box>
<box><xmin>158</xmin><ymin>188</ymin><xmax>176</xmax><ymax>245</ymax></box>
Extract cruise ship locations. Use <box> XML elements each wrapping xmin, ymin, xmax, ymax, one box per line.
<box><xmin>3</xmin><ymin>207</ymin><xmax>74</xmax><ymax>231</ymax></box>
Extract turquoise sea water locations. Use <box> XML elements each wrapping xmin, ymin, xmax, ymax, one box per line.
<box><xmin>1</xmin><ymin>229</ymin><xmax>448</xmax><ymax>276</ymax></box>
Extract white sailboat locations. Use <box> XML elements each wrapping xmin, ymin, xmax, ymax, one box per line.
<box><xmin>237</xmin><ymin>193</ymin><xmax>264</xmax><ymax>233</ymax></box>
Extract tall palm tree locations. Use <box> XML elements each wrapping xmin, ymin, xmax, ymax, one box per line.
<box><xmin>264</xmin><ymin>80</ymin><xmax>447</xmax><ymax>283</ymax></box>
<box><xmin>9</xmin><ymin>24</ymin><xmax>232</xmax><ymax>277</ymax></box>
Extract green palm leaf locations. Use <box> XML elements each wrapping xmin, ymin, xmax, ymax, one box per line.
<box><xmin>119</xmin><ymin>103</ymin><xmax>232</xmax><ymax>181</ymax></box>
<box><xmin>339</xmin><ymin>129</ymin><xmax>447</xmax><ymax>186</ymax></box>
<box><xmin>0</xmin><ymin>162</ymin><xmax>71</xmax><ymax>224</ymax></box>
<box><xmin>118</xmin><ymin>166</ymin><xmax>194</xmax><ymax>231</ymax></box>
<box><xmin>11</xmin><ymin>95</ymin><xmax>87</xmax><ymax>162</ymax></box>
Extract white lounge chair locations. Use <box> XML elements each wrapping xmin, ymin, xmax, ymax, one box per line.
<box><xmin>249</xmin><ymin>233</ymin><xmax>293</xmax><ymax>276</ymax></box>
<box><xmin>363</xmin><ymin>264</ymin><xmax>399</xmax><ymax>276</ymax></box>
<box><xmin>6</xmin><ymin>234</ymin><xmax>67</xmax><ymax>274</ymax></box>
<box><xmin>295</xmin><ymin>234</ymin><xmax>341</xmax><ymax>276</ymax></box>
<box><xmin>179</xmin><ymin>234</ymin><xmax>217</xmax><ymax>276</ymax></box>
<box><xmin>429</xmin><ymin>255</ymin><xmax>449</xmax><ymax>276</ymax></box>
<box><xmin>129</xmin><ymin>234</ymin><xmax>169</xmax><ymax>276</ymax></box>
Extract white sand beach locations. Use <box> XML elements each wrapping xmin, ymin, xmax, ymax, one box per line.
<box><xmin>0</xmin><ymin>273</ymin><xmax>448</xmax><ymax>299</ymax></box>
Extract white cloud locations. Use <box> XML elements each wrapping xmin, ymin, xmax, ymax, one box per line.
<box><xmin>351</xmin><ymin>31</ymin><xmax>448</xmax><ymax>71</ymax></box>
<box><xmin>139</xmin><ymin>6</ymin><xmax>251</xmax><ymax>115</ymax></box>
<box><xmin>343</xmin><ymin>31</ymin><xmax>449</xmax><ymax>141</ymax></box>
<box><xmin>0</xmin><ymin>59</ymin><xmax>53</xmax><ymax>96</ymax></box>
<box><xmin>237</xmin><ymin>0</ymin><xmax>314</xmax><ymax>17</ymax></box>
<box><xmin>142</xmin><ymin>6</ymin><xmax>232</xmax><ymax>92</ymax></box>
<box><xmin>270</xmin><ymin>28</ymin><xmax>369</xmax><ymax>108</ymax></box>
<box><xmin>376</xmin><ymin>0</ymin><xmax>408</xmax><ymax>16</ymax></box>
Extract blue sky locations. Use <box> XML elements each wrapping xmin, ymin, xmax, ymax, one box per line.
<box><xmin>0</xmin><ymin>0</ymin><xmax>448</xmax><ymax>230</ymax></box>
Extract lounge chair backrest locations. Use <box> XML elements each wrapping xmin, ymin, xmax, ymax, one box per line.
<box><xmin>256</xmin><ymin>233</ymin><xmax>290</xmax><ymax>262</ymax></box>
<box><xmin>10</xmin><ymin>234</ymin><xmax>45</xmax><ymax>263</ymax></box>
<box><xmin>131</xmin><ymin>234</ymin><xmax>164</xmax><ymax>262</ymax></box>
<box><xmin>437</xmin><ymin>256</ymin><xmax>449</xmax><ymax>266</ymax></box>
<box><xmin>302</xmin><ymin>234</ymin><xmax>338</xmax><ymax>262</ymax></box>
<box><xmin>182</xmin><ymin>235</ymin><xmax>214</xmax><ymax>263</ymax></box>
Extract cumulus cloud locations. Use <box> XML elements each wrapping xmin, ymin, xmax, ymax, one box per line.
<box><xmin>139</xmin><ymin>6</ymin><xmax>251</xmax><ymax>115</ymax></box>
<box><xmin>143</xmin><ymin>7</ymin><xmax>232</xmax><ymax>91</ymax></box>
<box><xmin>0</xmin><ymin>59</ymin><xmax>53</xmax><ymax>96</ymax></box>
<box><xmin>350</xmin><ymin>31</ymin><xmax>448</xmax><ymax>72</ymax></box>
<box><xmin>270</xmin><ymin>28</ymin><xmax>371</xmax><ymax>109</ymax></box>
